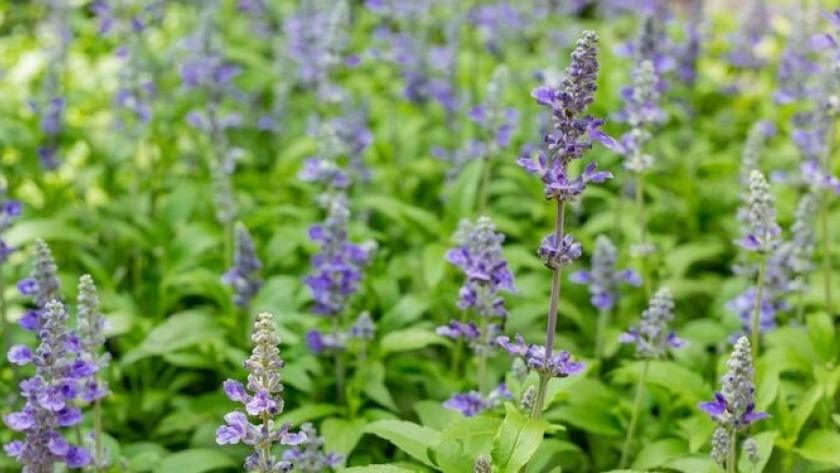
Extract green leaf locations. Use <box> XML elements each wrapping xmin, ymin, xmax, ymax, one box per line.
<box><xmin>6</xmin><ymin>218</ymin><xmax>90</xmax><ymax>246</ymax></box>
<box><xmin>364</xmin><ymin>420</ymin><xmax>441</xmax><ymax>467</ymax></box>
<box><xmin>663</xmin><ymin>240</ymin><xmax>724</xmax><ymax>278</ymax></box>
<box><xmin>121</xmin><ymin>311</ymin><xmax>225</xmax><ymax>365</ymax></box>
<box><xmin>611</xmin><ymin>360</ymin><xmax>711</xmax><ymax>404</ymax></box>
<box><xmin>631</xmin><ymin>438</ymin><xmax>687</xmax><ymax>470</ymax></box>
<box><xmin>491</xmin><ymin>404</ymin><xmax>547</xmax><ymax>473</ymax></box>
<box><xmin>796</xmin><ymin>430</ymin><xmax>840</xmax><ymax>466</ymax></box>
<box><xmin>414</xmin><ymin>400</ymin><xmax>460</xmax><ymax>431</ymax></box>
<box><xmin>380</xmin><ymin>295</ymin><xmax>431</xmax><ymax>331</ymax></box>
<box><xmin>381</xmin><ymin>328</ymin><xmax>447</xmax><ymax>355</ymax></box>
<box><xmin>340</xmin><ymin>466</ymin><xmax>421</xmax><ymax>473</ymax></box>
<box><xmin>807</xmin><ymin>312</ymin><xmax>835</xmax><ymax>362</ymax></box>
<box><xmin>153</xmin><ymin>448</ymin><xmax>235</xmax><ymax>473</ymax></box>
<box><xmin>361</xmin><ymin>361</ymin><xmax>398</xmax><ymax>411</ymax></box>
<box><xmin>440</xmin><ymin>415</ymin><xmax>502</xmax><ymax>442</ymax></box>
<box><xmin>422</xmin><ymin>242</ymin><xmax>449</xmax><ymax>288</ymax></box>
<box><xmin>278</xmin><ymin>404</ymin><xmax>341</xmax><ymax>426</ymax></box>
<box><xmin>322</xmin><ymin>417</ymin><xmax>368</xmax><ymax>456</ymax></box>
<box><xmin>790</xmin><ymin>385</ymin><xmax>823</xmax><ymax>441</ymax></box>
<box><xmin>660</xmin><ymin>454</ymin><xmax>718</xmax><ymax>473</ymax></box>
<box><xmin>443</xmin><ymin>158</ymin><xmax>482</xmax><ymax>227</ymax></box>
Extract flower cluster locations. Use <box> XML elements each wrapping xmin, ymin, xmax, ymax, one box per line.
<box><xmin>570</xmin><ymin>235</ymin><xmax>641</xmax><ymax>311</ymax></box>
<box><xmin>518</xmin><ymin>31</ymin><xmax>613</xmax><ymax>203</ymax></box>
<box><xmin>281</xmin><ymin>422</ymin><xmax>343</xmax><ymax>472</ymax></box>
<box><xmin>34</xmin><ymin>0</ymin><xmax>72</xmax><ymax>169</ymax></box>
<box><xmin>17</xmin><ymin>239</ymin><xmax>62</xmax><ymax>332</ymax></box>
<box><xmin>75</xmin><ymin>275</ymin><xmax>110</xmax><ymax>404</ymax></box>
<box><xmin>0</xmin><ymin>185</ymin><xmax>22</xmax><ymax>263</ymax></box>
<box><xmin>699</xmin><ymin>337</ymin><xmax>768</xmax><ymax>468</ymax></box>
<box><xmin>285</xmin><ymin>0</ymin><xmax>349</xmax><ymax>101</ymax></box>
<box><xmin>217</xmin><ymin>312</ymin><xmax>306</xmax><ymax>472</ymax></box>
<box><xmin>303</xmin><ymin>193</ymin><xmax>373</xmax><ymax>317</ymax></box>
<box><xmin>443</xmin><ymin>384</ymin><xmax>512</xmax><ymax>417</ymax></box>
<box><xmin>619</xmin><ymin>288</ymin><xmax>686</xmax><ymax>358</ymax></box>
<box><xmin>615</xmin><ymin>15</ymin><xmax>675</xmax><ymax>92</ymax></box>
<box><xmin>608</xmin><ymin>60</ymin><xmax>666</xmax><ymax>173</ymax></box>
<box><xmin>466</xmin><ymin>2</ymin><xmax>527</xmax><ymax>57</ymax></box>
<box><xmin>774</xmin><ymin>10</ymin><xmax>821</xmax><ymax>104</ymax></box>
<box><xmin>727</xmin><ymin>0</ymin><xmax>770</xmax><ymax>69</ymax></box>
<box><xmin>497</xmin><ymin>334</ymin><xmax>586</xmax><ymax>379</ymax></box>
<box><xmin>736</xmin><ymin>171</ymin><xmax>780</xmax><ymax>253</ymax></box>
<box><xmin>90</xmin><ymin>0</ymin><xmax>163</xmax><ymax>130</ymax></box>
<box><xmin>223</xmin><ymin>223</ymin><xmax>263</xmax><ymax>308</ymax></box>
<box><xmin>4</xmin><ymin>301</ymin><xmax>92</xmax><ymax>470</ymax></box>
<box><xmin>738</xmin><ymin>121</ymin><xmax>776</xmax><ymax>190</ymax></box>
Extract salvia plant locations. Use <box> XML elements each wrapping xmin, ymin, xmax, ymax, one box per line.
<box><xmin>4</xmin><ymin>3</ymin><xmax>840</xmax><ymax>472</ymax></box>
<box><xmin>217</xmin><ymin>312</ymin><xmax>306</xmax><ymax>472</ymax></box>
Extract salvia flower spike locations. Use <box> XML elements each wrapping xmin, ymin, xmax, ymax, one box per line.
<box><xmin>570</xmin><ymin>235</ymin><xmax>641</xmax><ymax>312</ymax></box>
<box><xmin>281</xmin><ymin>422</ymin><xmax>343</xmax><ymax>472</ymax></box>
<box><xmin>4</xmin><ymin>300</ymin><xmax>92</xmax><ymax>470</ymax></box>
<box><xmin>217</xmin><ymin>312</ymin><xmax>305</xmax><ymax>472</ymax></box>
<box><xmin>223</xmin><ymin>222</ymin><xmax>263</xmax><ymax>308</ymax></box>
<box><xmin>17</xmin><ymin>239</ymin><xmax>61</xmax><ymax>332</ymax></box>
<box><xmin>619</xmin><ymin>287</ymin><xmax>686</xmax><ymax>359</ymax></box>
<box><xmin>698</xmin><ymin>336</ymin><xmax>769</xmax><ymax>469</ymax></box>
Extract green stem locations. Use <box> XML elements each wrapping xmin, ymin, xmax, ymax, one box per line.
<box><xmin>93</xmin><ymin>396</ymin><xmax>103</xmax><ymax>472</ymax></box>
<box><xmin>751</xmin><ymin>254</ymin><xmax>768</xmax><ymax>360</ymax></box>
<box><xmin>530</xmin><ymin>375</ymin><xmax>550</xmax><ymax>420</ymax></box>
<box><xmin>635</xmin><ymin>172</ymin><xmax>652</xmax><ymax>298</ymax></box>
<box><xmin>821</xmin><ymin>203</ymin><xmax>833</xmax><ymax>316</ymax></box>
<box><xmin>620</xmin><ymin>359</ymin><xmax>650</xmax><ymax>468</ymax></box>
<box><xmin>595</xmin><ymin>309</ymin><xmax>610</xmax><ymax>363</ymax></box>
<box><xmin>477</xmin><ymin>315</ymin><xmax>488</xmax><ymax>395</ymax></box>
<box><xmin>727</xmin><ymin>427</ymin><xmax>737</xmax><ymax>473</ymax></box>
<box><xmin>333</xmin><ymin>317</ymin><xmax>346</xmax><ymax>408</ymax></box>
<box><xmin>533</xmin><ymin>200</ymin><xmax>565</xmax><ymax>418</ymax></box>
<box><xmin>478</xmin><ymin>156</ymin><xmax>492</xmax><ymax>215</ymax></box>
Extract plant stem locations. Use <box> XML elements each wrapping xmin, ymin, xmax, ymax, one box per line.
<box><xmin>477</xmin><ymin>314</ymin><xmax>488</xmax><ymax>395</ymax></box>
<box><xmin>751</xmin><ymin>254</ymin><xmax>768</xmax><ymax>360</ymax></box>
<box><xmin>530</xmin><ymin>375</ymin><xmax>550</xmax><ymax>419</ymax></box>
<box><xmin>93</xmin><ymin>396</ymin><xmax>103</xmax><ymax>472</ymax></box>
<box><xmin>620</xmin><ymin>359</ymin><xmax>650</xmax><ymax>468</ymax></box>
<box><xmin>727</xmin><ymin>427</ymin><xmax>737</xmax><ymax>473</ymax></box>
<box><xmin>478</xmin><ymin>156</ymin><xmax>492</xmax><ymax>215</ymax></box>
<box><xmin>533</xmin><ymin>200</ymin><xmax>566</xmax><ymax>417</ymax></box>
<box><xmin>332</xmin><ymin>317</ymin><xmax>345</xmax><ymax>407</ymax></box>
<box><xmin>595</xmin><ymin>309</ymin><xmax>610</xmax><ymax>363</ymax></box>
<box><xmin>635</xmin><ymin>172</ymin><xmax>652</xmax><ymax>298</ymax></box>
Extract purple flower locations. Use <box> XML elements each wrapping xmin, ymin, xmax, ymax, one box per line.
<box><xmin>570</xmin><ymin>235</ymin><xmax>640</xmax><ymax>311</ymax></box>
<box><xmin>619</xmin><ymin>288</ymin><xmax>686</xmax><ymax>358</ymax></box>
<box><xmin>538</xmin><ymin>233</ymin><xmax>582</xmax><ymax>270</ymax></box>
<box><xmin>443</xmin><ymin>384</ymin><xmax>512</xmax><ymax>417</ymax></box>
<box><xmin>282</xmin><ymin>422</ymin><xmax>343</xmax><ymax>472</ymax></box>
<box><xmin>3</xmin><ymin>301</ymin><xmax>91</xmax><ymax>471</ymax></box>
<box><xmin>727</xmin><ymin>0</ymin><xmax>770</xmax><ymax>69</ymax></box>
<box><xmin>497</xmin><ymin>335</ymin><xmax>586</xmax><ymax>379</ymax></box>
<box><xmin>698</xmin><ymin>337</ymin><xmax>769</xmax><ymax>446</ymax></box>
<box><xmin>222</xmin><ymin>223</ymin><xmax>262</xmax><ymax>308</ymax></box>
<box><xmin>217</xmin><ymin>313</ymin><xmax>305</xmax><ymax>470</ymax></box>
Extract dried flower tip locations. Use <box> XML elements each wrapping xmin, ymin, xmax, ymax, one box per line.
<box><xmin>474</xmin><ymin>455</ymin><xmax>492</xmax><ymax>473</ymax></box>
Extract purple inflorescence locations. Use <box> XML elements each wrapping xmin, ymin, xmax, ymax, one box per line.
<box><xmin>4</xmin><ymin>301</ymin><xmax>93</xmax><ymax>470</ymax></box>
<box><xmin>699</xmin><ymin>337</ymin><xmax>768</xmax><ymax>467</ymax></box>
<box><xmin>437</xmin><ymin>217</ymin><xmax>516</xmax><ymax>354</ymax></box>
<box><xmin>75</xmin><ymin>275</ymin><xmax>110</xmax><ymax>404</ymax></box>
<box><xmin>281</xmin><ymin>422</ymin><xmax>343</xmax><ymax>472</ymax></box>
<box><xmin>285</xmin><ymin>0</ymin><xmax>349</xmax><ymax>101</ymax></box>
<box><xmin>223</xmin><ymin>223</ymin><xmax>263</xmax><ymax>308</ymax></box>
<box><xmin>497</xmin><ymin>334</ymin><xmax>586</xmax><ymax>379</ymax></box>
<box><xmin>0</xmin><ymin>186</ymin><xmax>22</xmax><ymax>263</ymax></box>
<box><xmin>303</xmin><ymin>193</ymin><xmax>373</xmax><ymax>317</ymax></box>
<box><xmin>619</xmin><ymin>287</ymin><xmax>686</xmax><ymax>358</ymax></box>
<box><xmin>736</xmin><ymin>171</ymin><xmax>780</xmax><ymax>254</ymax></box>
<box><xmin>217</xmin><ymin>313</ymin><xmax>306</xmax><ymax>472</ymax></box>
<box><xmin>17</xmin><ymin>239</ymin><xmax>62</xmax><ymax>332</ymax></box>
<box><xmin>570</xmin><ymin>235</ymin><xmax>641</xmax><ymax>311</ymax></box>
<box><xmin>727</xmin><ymin>0</ymin><xmax>770</xmax><ymax>70</ymax></box>
<box><xmin>443</xmin><ymin>384</ymin><xmax>512</xmax><ymax>417</ymax></box>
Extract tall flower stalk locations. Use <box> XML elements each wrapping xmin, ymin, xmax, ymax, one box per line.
<box><xmin>699</xmin><ymin>337</ymin><xmax>769</xmax><ymax>472</ymax></box>
<box><xmin>569</xmin><ymin>235</ymin><xmax>641</xmax><ymax>361</ymax></box>
<box><xmin>437</xmin><ymin>217</ymin><xmax>516</xmax><ymax>415</ymax></box>
<box><xmin>617</xmin><ymin>288</ymin><xmax>686</xmax><ymax>467</ymax></box>
<box><xmin>76</xmin><ymin>275</ymin><xmax>110</xmax><ymax>471</ymax></box>
<box><xmin>217</xmin><ymin>312</ymin><xmax>306</xmax><ymax>472</ymax></box>
<box><xmin>0</xmin><ymin>184</ymin><xmax>21</xmax><ymax>356</ymax></box>
<box><xmin>736</xmin><ymin>171</ymin><xmax>780</xmax><ymax>358</ymax></box>
<box><xmin>500</xmin><ymin>30</ymin><xmax>613</xmax><ymax>419</ymax></box>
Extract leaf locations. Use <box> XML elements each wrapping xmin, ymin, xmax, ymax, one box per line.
<box><xmin>381</xmin><ymin>328</ymin><xmax>447</xmax><ymax>355</ymax></box>
<box><xmin>121</xmin><ymin>311</ymin><xmax>226</xmax><ymax>365</ymax></box>
<box><xmin>807</xmin><ymin>312</ymin><xmax>835</xmax><ymax>362</ymax></box>
<box><xmin>422</xmin><ymin>242</ymin><xmax>449</xmax><ymax>288</ymax></box>
<box><xmin>361</xmin><ymin>361</ymin><xmax>398</xmax><ymax>411</ymax></box>
<box><xmin>340</xmin><ymin>466</ymin><xmax>421</xmax><ymax>473</ymax></box>
<box><xmin>322</xmin><ymin>417</ymin><xmax>368</xmax><ymax>456</ymax></box>
<box><xmin>5</xmin><ymin>218</ymin><xmax>90</xmax><ymax>246</ymax></box>
<box><xmin>631</xmin><ymin>438</ymin><xmax>687</xmax><ymax>470</ymax></box>
<box><xmin>364</xmin><ymin>420</ymin><xmax>441</xmax><ymax>467</ymax></box>
<box><xmin>444</xmin><ymin>158</ymin><xmax>483</xmax><ymax>227</ymax></box>
<box><xmin>611</xmin><ymin>360</ymin><xmax>711</xmax><ymax>404</ymax></box>
<box><xmin>414</xmin><ymin>400</ymin><xmax>460</xmax><ymax>431</ymax></box>
<box><xmin>660</xmin><ymin>454</ymin><xmax>718</xmax><ymax>473</ymax></box>
<box><xmin>491</xmin><ymin>404</ymin><xmax>547</xmax><ymax>473</ymax></box>
<box><xmin>440</xmin><ymin>415</ymin><xmax>502</xmax><ymax>442</ymax></box>
<box><xmin>153</xmin><ymin>449</ymin><xmax>236</xmax><ymax>473</ymax></box>
<box><xmin>738</xmin><ymin>431</ymin><xmax>777</xmax><ymax>472</ymax></box>
<box><xmin>663</xmin><ymin>240</ymin><xmax>724</xmax><ymax>278</ymax></box>
<box><xmin>380</xmin><ymin>295</ymin><xmax>431</xmax><ymax>331</ymax></box>
<box><xmin>790</xmin><ymin>385</ymin><xmax>823</xmax><ymax>441</ymax></box>
<box><xmin>796</xmin><ymin>430</ymin><xmax>840</xmax><ymax>466</ymax></box>
<box><xmin>277</xmin><ymin>404</ymin><xmax>340</xmax><ymax>426</ymax></box>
